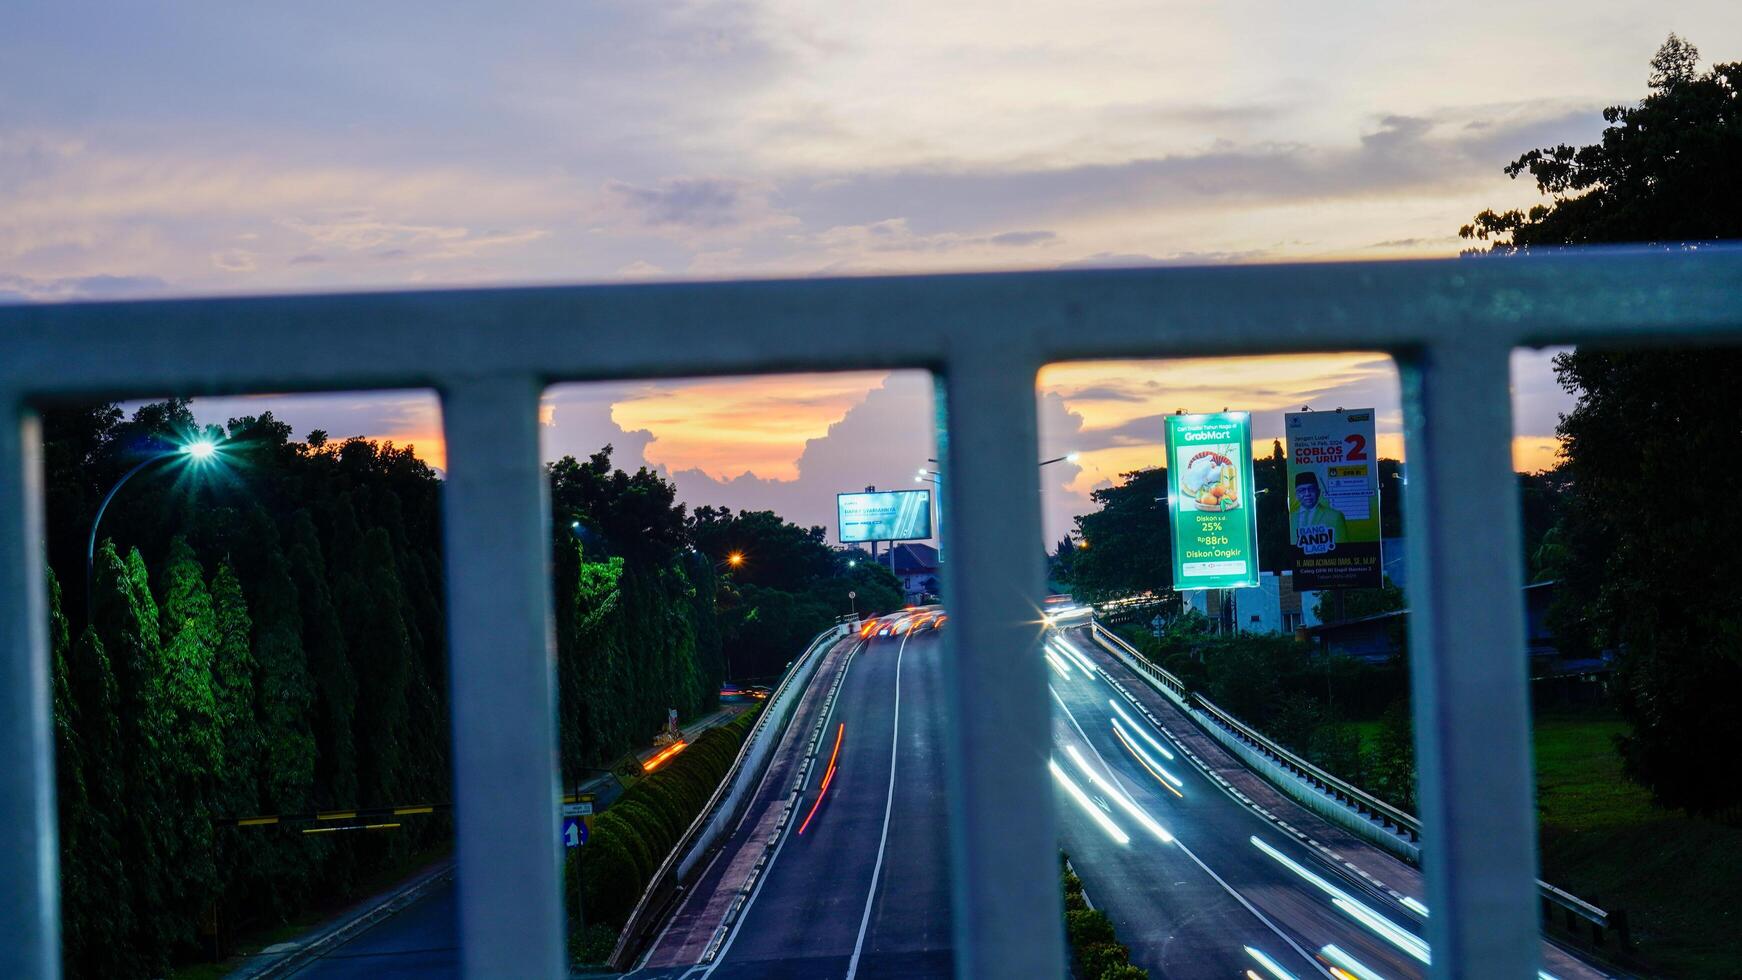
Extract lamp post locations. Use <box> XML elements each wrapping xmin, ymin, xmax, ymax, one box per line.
<box><xmin>85</xmin><ymin>438</ymin><xmax>222</xmax><ymax>618</ymax></box>
<box><xmin>919</xmin><ymin>451</ymin><xmax>1077</xmax><ymax>565</ymax></box>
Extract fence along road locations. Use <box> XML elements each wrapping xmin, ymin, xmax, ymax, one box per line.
<box><xmin>4</xmin><ymin>251</ymin><xmax>1741</xmax><ymax>978</ymax></box>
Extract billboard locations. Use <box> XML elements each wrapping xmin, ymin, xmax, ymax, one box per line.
<box><xmin>1284</xmin><ymin>409</ymin><xmax>1382</xmax><ymax>590</ymax></box>
<box><xmin>1164</xmin><ymin>413</ymin><xmax>1260</xmax><ymax>590</ymax></box>
<box><xmin>837</xmin><ymin>489</ymin><xmax>933</xmax><ymax>543</ymax></box>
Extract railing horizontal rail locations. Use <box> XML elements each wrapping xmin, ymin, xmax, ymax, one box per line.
<box><xmin>3</xmin><ymin>251</ymin><xmax>1741</xmax><ymax>400</ymax></box>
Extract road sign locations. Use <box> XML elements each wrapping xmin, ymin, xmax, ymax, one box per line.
<box><xmin>562</xmin><ymin>802</ymin><xmax>593</xmax><ymax>817</ymax></box>
<box><xmin>562</xmin><ymin>816</ymin><xmax>587</xmax><ymax>848</ymax></box>
<box><xmin>848</xmin><ymin>590</ymin><xmax>856</xmax><ymax>599</ymax></box>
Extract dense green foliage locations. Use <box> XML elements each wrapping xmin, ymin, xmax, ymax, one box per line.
<box><xmin>1464</xmin><ymin>36</ymin><xmax>1742</xmax><ymax>814</ymax></box>
<box><xmin>688</xmin><ymin>505</ymin><xmax>903</xmax><ymax>678</ymax></box>
<box><xmin>549</xmin><ymin>448</ymin><xmax>725</xmax><ymax>779</ymax></box>
<box><xmin>45</xmin><ymin>402</ymin><xmax>450</xmax><ymax>977</ymax></box>
<box><xmin>1114</xmin><ymin>622</ymin><xmax>1416</xmax><ymax>808</ymax></box>
<box><xmin>1060</xmin><ymin>855</ymin><xmax>1147</xmax><ymax>980</ymax></box>
<box><xmin>45</xmin><ymin>410</ymin><xmax>858</xmax><ymax>975</ymax></box>
<box><xmin>568</xmin><ymin>708</ymin><xmax>763</xmax><ymax>946</ymax></box>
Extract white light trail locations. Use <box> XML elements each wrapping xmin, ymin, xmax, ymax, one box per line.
<box><xmin>1332</xmin><ymin>899</ymin><xmax>1430</xmax><ymax>964</ymax></box>
<box><xmin>1244</xmin><ymin>946</ymin><xmax>1300</xmax><ymax>980</ymax></box>
<box><xmin>1045</xmin><ymin>650</ymin><xmax>1075</xmax><ymax>676</ymax></box>
<box><xmin>1252</xmin><ymin>836</ymin><xmax>1429</xmax><ymax>965</ymax></box>
<box><xmin>1043</xmin><ymin>653</ymin><xmax>1070</xmax><ymax>679</ymax></box>
<box><xmin>1064</xmin><ymin>745</ymin><xmax>1173</xmax><ymax>844</ymax></box>
<box><xmin>1320</xmin><ymin>944</ymin><xmax>1389</xmax><ymax>980</ymax></box>
<box><xmin>1051</xmin><ymin>639</ymin><xmax>1099</xmax><ymax>674</ymax></box>
<box><xmin>1112</xmin><ymin>717</ymin><xmax>1184</xmax><ymax>787</ymax></box>
<box><xmin>1107</xmin><ymin>700</ymin><xmax>1175</xmax><ymax>760</ymax></box>
<box><xmin>1400</xmin><ymin>896</ymin><xmax>1429</xmax><ymax>917</ymax></box>
<box><xmin>1050</xmin><ymin>759</ymin><xmax>1129</xmax><ymax>844</ymax></box>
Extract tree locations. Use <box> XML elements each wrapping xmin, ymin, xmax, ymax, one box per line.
<box><xmin>1463</xmin><ymin>36</ymin><xmax>1742</xmax><ymax>812</ymax></box>
<box><xmin>1461</xmin><ymin>36</ymin><xmax>1740</xmax><ymax>250</ymax></box>
<box><xmin>1070</xmin><ymin>468</ymin><xmax>1174</xmax><ymax>602</ymax></box>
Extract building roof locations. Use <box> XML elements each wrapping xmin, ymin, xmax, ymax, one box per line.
<box><xmin>886</xmin><ymin>542</ymin><xmax>940</xmax><ymax>574</ymax></box>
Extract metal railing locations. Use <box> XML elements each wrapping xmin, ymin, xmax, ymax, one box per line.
<box><xmin>607</xmin><ymin>622</ymin><xmax>848</xmax><ymax>969</ymax></box>
<box><xmin>1091</xmin><ymin>619</ymin><xmax>1633</xmax><ymax>952</ymax></box>
<box><xmin>3</xmin><ymin>250</ymin><xmax>1738</xmax><ymax>977</ymax></box>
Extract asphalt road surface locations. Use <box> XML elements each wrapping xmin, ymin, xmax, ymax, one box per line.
<box><xmin>1048</xmin><ymin>624</ymin><xmax>1603</xmax><ymax>980</ymax></box>
<box><xmin>285</xmin><ymin>877</ymin><xmax>458</xmax><ymax>979</ymax></box>
<box><xmin>635</xmin><ymin>624</ymin><xmax>955</xmax><ymax>980</ymax></box>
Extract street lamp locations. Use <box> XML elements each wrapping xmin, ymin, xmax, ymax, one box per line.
<box><xmin>86</xmin><ymin>437</ymin><xmax>225</xmax><ymax>616</ymax></box>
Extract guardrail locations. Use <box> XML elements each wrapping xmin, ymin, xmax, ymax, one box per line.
<box><xmin>1086</xmin><ymin>618</ymin><xmax>1631</xmax><ymax>953</ymax></box>
<box><xmin>607</xmin><ymin>622</ymin><xmax>849</xmax><ymax>970</ymax></box>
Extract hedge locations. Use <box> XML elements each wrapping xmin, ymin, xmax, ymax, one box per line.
<box><xmin>575</xmin><ymin>707</ymin><xmax>763</xmax><ymax>933</ymax></box>
<box><xmin>1060</xmin><ymin>854</ymin><xmax>1148</xmax><ymax>980</ymax></box>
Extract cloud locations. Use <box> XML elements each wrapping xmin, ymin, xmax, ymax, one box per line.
<box><xmin>778</xmin><ymin>104</ymin><xmax>1601</xmax><ymax>238</ymax></box>
<box><xmin>602</xmin><ymin>177</ymin><xmax>796</xmax><ymax>237</ymax></box>
<box><xmin>660</xmin><ymin>371</ymin><xmax>938</xmax><ymax>534</ymax></box>
<box><xmin>988</xmin><ymin>230</ymin><xmax>1058</xmax><ymax>247</ymax></box>
<box><xmin>0</xmin><ymin>272</ymin><xmax>169</xmax><ymax>302</ymax></box>
<box><xmin>279</xmin><ymin>211</ymin><xmax>548</xmax><ymax>259</ymax></box>
<box><xmin>1056</xmin><ymin>249</ymin><xmax>1268</xmax><ymax>269</ymax></box>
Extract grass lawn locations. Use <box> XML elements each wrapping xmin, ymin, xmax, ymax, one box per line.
<box><xmin>1533</xmin><ymin>712</ymin><xmax>1742</xmax><ymax>979</ymax></box>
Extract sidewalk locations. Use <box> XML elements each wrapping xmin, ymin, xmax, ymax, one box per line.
<box><xmin>224</xmin><ymin>857</ymin><xmax>456</xmax><ymax>980</ymax></box>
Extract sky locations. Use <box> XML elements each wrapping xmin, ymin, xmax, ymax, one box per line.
<box><xmin>10</xmin><ymin>3</ymin><xmax>1736</xmax><ymax>542</ymax></box>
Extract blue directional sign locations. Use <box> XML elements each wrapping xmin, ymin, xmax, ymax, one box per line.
<box><xmin>562</xmin><ymin>816</ymin><xmax>587</xmax><ymax>848</ymax></box>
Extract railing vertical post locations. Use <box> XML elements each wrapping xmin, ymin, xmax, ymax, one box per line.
<box><xmin>1400</xmin><ymin>342</ymin><xmax>1540</xmax><ymax>977</ymax></box>
<box><xmin>440</xmin><ymin>378</ymin><xmax>563</xmax><ymax>978</ymax></box>
<box><xmin>935</xmin><ymin>356</ymin><xmax>1065</xmax><ymax>977</ymax></box>
<box><xmin>0</xmin><ymin>398</ymin><xmax>58</xmax><ymax>979</ymax></box>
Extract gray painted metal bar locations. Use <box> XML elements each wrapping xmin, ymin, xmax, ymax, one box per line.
<box><xmin>3</xmin><ymin>251</ymin><xmax>1741</xmax><ymax>399</ymax></box>
<box><xmin>0</xmin><ymin>399</ymin><xmax>58</xmax><ymax>979</ymax></box>
<box><xmin>936</xmin><ymin>351</ymin><xmax>1067</xmax><ymax>977</ymax></box>
<box><xmin>439</xmin><ymin>379</ymin><xmax>564</xmax><ymax>978</ymax></box>
<box><xmin>1401</xmin><ymin>342</ymin><xmax>1540</xmax><ymax>976</ymax></box>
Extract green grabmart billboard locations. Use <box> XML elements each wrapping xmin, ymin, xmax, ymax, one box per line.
<box><xmin>1164</xmin><ymin>412</ymin><xmax>1260</xmax><ymax>590</ymax></box>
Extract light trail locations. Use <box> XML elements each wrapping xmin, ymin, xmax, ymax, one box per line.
<box><xmin>1333</xmin><ymin>899</ymin><xmax>1429</xmax><ymax>964</ymax></box>
<box><xmin>1064</xmin><ymin>745</ymin><xmax>1173</xmax><ymax>843</ymax></box>
<box><xmin>797</xmin><ymin>723</ymin><xmax>844</xmax><ymax>835</ymax></box>
<box><xmin>643</xmin><ymin>739</ymin><xmax>688</xmax><ymax>772</ymax></box>
<box><xmin>1245</xmin><ymin>945</ymin><xmax>1301</xmax><ymax>980</ymax></box>
<box><xmin>1320</xmin><ymin>945</ymin><xmax>1389</xmax><ymax>980</ymax></box>
<box><xmin>1112</xmin><ymin>718</ymin><xmax>1185</xmax><ymax>797</ymax></box>
<box><xmin>1043</xmin><ymin>652</ymin><xmax>1070</xmax><ymax>679</ymax></box>
<box><xmin>1045</xmin><ymin>649</ymin><xmax>1075</xmax><ymax>676</ymax></box>
<box><xmin>1108</xmin><ymin>699</ymin><xmax>1175</xmax><ymax>760</ymax></box>
<box><xmin>1050</xmin><ymin>638</ymin><xmax>1099</xmax><ymax>674</ymax></box>
<box><xmin>1400</xmin><ymin>896</ymin><xmax>1429</xmax><ymax>917</ymax></box>
<box><xmin>1050</xmin><ymin>759</ymin><xmax>1129</xmax><ymax>844</ymax></box>
<box><xmin>1252</xmin><ymin>836</ymin><xmax>1428</xmax><ymax>964</ymax></box>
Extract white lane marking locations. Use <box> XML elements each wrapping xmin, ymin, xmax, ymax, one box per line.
<box><xmin>844</xmin><ymin>626</ymin><xmax>913</xmax><ymax>980</ymax></box>
<box><xmin>1173</xmin><ymin>838</ymin><xmax>1332</xmax><ymax>978</ymax></box>
<box><xmin>1049</xmin><ymin>666</ymin><xmax>1326</xmax><ymax>978</ymax></box>
<box><xmin>1079</xmin><ymin>628</ymin><xmax>1418</xmax><ymax>908</ymax></box>
<box><xmin>699</xmin><ymin>639</ymin><xmax>865</xmax><ymax>978</ymax></box>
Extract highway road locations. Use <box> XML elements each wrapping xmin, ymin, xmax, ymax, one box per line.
<box><xmin>1048</xmin><ymin>623</ymin><xmax>1604</xmax><ymax>980</ymax></box>
<box><xmin>635</xmin><ymin>620</ymin><xmax>956</xmax><ymax>979</ymax></box>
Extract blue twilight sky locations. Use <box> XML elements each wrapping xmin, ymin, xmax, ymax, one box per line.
<box><xmin>10</xmin><ymin>4</ymin><xmax>1736</xmax><ymax>540</ymax></box>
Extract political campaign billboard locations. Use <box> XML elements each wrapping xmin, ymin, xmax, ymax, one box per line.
<box><xmin>1284</xmin><ymin>409</ymin><xmax>1382</xmax><ymax>590</ymax></box>
<box><xmin>1163</xmin><ymin>413</ymin><xmax>1260</xmax><ymax>590</ymax></box>
<box><xmin>837</xmin><ymin>489</ymin><xmax>933</xmax><ymax>543</ymax></box>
